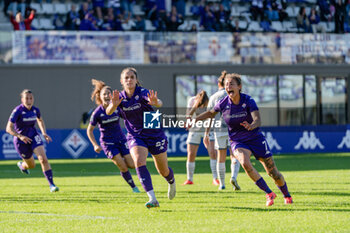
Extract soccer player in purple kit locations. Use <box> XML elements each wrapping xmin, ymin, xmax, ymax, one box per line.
<box><xmin>194</xmin><ymin>73</ymin><xmax>293</xmax><ymax>206</ymax></box>
<box><xmin>6</xmin><ymin>89</ymin><xmax>59</xmax><ymax>192</ymax></box>
<box><xmin>87</xmin><ymin>79</ymin><xmax>140</xmax><ymax>193</ymax></box>
<box><xmin>106</xmin><ymin>67</ymin><xmax>176</xmax><ymax>208</ymax></box>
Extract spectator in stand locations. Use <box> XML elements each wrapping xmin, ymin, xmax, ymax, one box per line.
<box><xmin>115</xmin><ymin>14</ymin><xmax>124</xmax><ymax>30</ymax></box>
<box><xmin>189</xmin><ymin>23</ymin><xmax>198</xmax><ymax>32</ymax></box>
<box><xmin>166</xmin><ymin>7</ymin><xmax>183</xmax><ymax>31</ymax></box>
<box><xmin>102</xmin><ymin>9</ymin><xmax>117</xmax><ymax>30</ymax></box>
<box><xmin>309</xmin><ymin>8</ymin><xmax>325</xmax><ymax>33</ymax></box>
<box><xmin>200</xmin><ymin>5</ymin><xmax>216</xmax><ymax>31</ymax></box>
<box><xmin>79</xmin><ymin>2</ymin><xmax>91</xmax><ymax>21</ymax></box>
<box><xmin>3</xmin><ymin>0</ymin><xmax>12</xmax><ymax>17</ymax></box>
<box><xmin>266</xmin><ymin>4</ymin><xmax>279</xmax><ymax>21</ymax></box>
<box><xmin>156</xmin><ymin>0</ymin><xmax>167</xmax><ymax>31</ymax></box>
<box><xmin>144</xmin><ymin>0</ymin><xmax>158</xmax><ymax>27</ymax></box>
<box><xmin>65</xmin><ymin>4</ymin><xmax>80</xmax><ymax>30</ymax></box>
<box><xmin>231</xmin><ymin>19</ymin><xmax>248</xmax><ymax>32</ymax></box>
<box><xmin>122</xmin><ymin>12</ymin><xmax>136</xmax><ymax>30</ymax></box>
<box><xmin>190</xmin><ymin>0</ymin><xmax>205</xmax><ymax>19</ymax></box>
<box><xmin>134</xmin><ymin>15</ymin><xmax>146</xmax><ymax>31</ymax></box>
<box><xmin>345</xmin><ymin>0</ymin><xmax>350</xmax><ymax>32</ymax></box>
<box><xmin>214</xmin><ymin>4</ymin><xmax>231</xmax><ymax>31</ymax></box>
<box><xmin>121</xmin><ymin>0</ymin><xmax>135</xmax><ymax>17</ymax></box>
<box><xmin>9</xmin><ymin>9</ymin><xmax>35</xmax><ymax>30</ymax></box>
<box><xmin>297</xmin><ymin>6</ymin><xmax>310</xmax><ymax>32</ymax></box>
<box><xmin>334</xmin><ymin>0</ymin><xmax>345</xmax><ymax>33</ymax></box>
<box><xmin>173</xmin><ymin>0</ymin><xmax>185</xmax><ymax>17</ymax></box>
<box><xmin>250</xmin><ymin>0</ymin><xmax>264</xmax><ymax>21</ymax></box>
<box><xmin>108</xmin><ymin>0</ymin><xmax>122</xmax><ymax>18</ymax></box>
<box><xmin>318</xmin><ymin>0</ymin><xmax>331</xmax><ymax>21</ymax></box>
<box><xmin>92</xmin><ymin>0</ymin><xmax>105</xmax><ymax>26</ymax></box>
<box><xmin>53</xmin><ymin>13</ymin><xmax>65</xmax><ymax>30</ymax></box>
<box><xmin>79</xmin><ymin>13</ymin><xmax>99</xmax><ymax>30</ymax></box>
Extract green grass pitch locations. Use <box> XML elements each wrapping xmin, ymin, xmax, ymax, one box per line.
<box><xmin>0</xmin><ymin>153</ymin><xmax>350</xmax><ymax>232</ymax></box>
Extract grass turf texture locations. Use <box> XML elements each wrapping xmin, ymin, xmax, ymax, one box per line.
<box><xmin>0</xmin><ymin>153</ymin><xmax>349</xmax><ymax>233</ymax></box>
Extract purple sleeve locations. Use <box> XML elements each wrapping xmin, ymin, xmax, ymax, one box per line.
<box><xmin>89</xmin><ymin>110</ymin><xmax>98</xmax><ymax>126</ymax></box>
<box><xmin>248</xmin><ymin>98</ymin><xmax>259</xmax><ymax>112</ymax></box>
<box><xmin>213</xmin><ymin>100</ymin><xmax>222</xmax><ymax>112</ymax></box>
<box><xmin>140</xmin><ymin>88</ymin><xmax>150</xmax><ymax>101</ymax></box>
<box><xmin>9</xmin><ymin>108</ymin><xmax>20</xmax><ymax>123</ymax></box>
<box><xmin>35</xmin><ymin>107</ymin><xmax>41</xmax><ymax>119</ymax></box>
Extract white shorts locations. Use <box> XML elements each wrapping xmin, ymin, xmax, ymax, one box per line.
<box><xmin>187</xmin><ymin>131</ymin><xmax>214</xmax><ymax>145</ymax></box>
<box><xmin>214</xmin><ymin>132</ymin><xmax>230</xmax><ymax>150</ymax></box>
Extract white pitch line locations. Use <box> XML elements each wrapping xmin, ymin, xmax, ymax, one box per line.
<box><xmin>0</xmin><ymin>210</ymin><xmax>118</xmax><ymax>220</ymax></box>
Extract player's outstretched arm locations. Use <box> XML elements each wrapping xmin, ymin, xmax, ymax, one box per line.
<box><xmin>106</xmin><ymin>90</ymin><xmax>123</xmax><ymax>115</ymax></box>
<box><xmin>147</xmin><ymin>90</ymin><xmax>162</xmax><ymax>107</ymax></box>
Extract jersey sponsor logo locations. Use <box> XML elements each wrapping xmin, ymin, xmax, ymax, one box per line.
<box><xmin>62</xmin><ymin>129</ymin><xmax>88</xmax><ymax>158</ymax></box>
<box><xmin>337</xmin><ymin>130</ymin><xmax>350</xmax><ymax>149</ymax></box>
<box><xmin>101</xmin><ymin>116</ymin><xmax>119</xmax><ymax>124</ymax></box>
<box><xmin>229</xmin><ymin>111</ymin><xmax>247</xmax><ymax>118</ymax></box>
<box><xmin>262</xmin><ymin>131</ymin><xmax>282</xmax><ymax>150</ymax></box>
<box><xmin>143</xmin><ymin>110</ymin><xmax>161</xmax><ymax>129</ymax></box>
<box><xmin>122</xmin><ymin>103</ymin><xmax>141</xmax><ymax>111</ymax></box>
<box><xmin>2</xmin><ymin>133</ymin><xmax>18</xmax><ymax>159</ymax></box>
<box><xmin>23</xmin><ymin>117</ymin><xmax>37</xmax><ymax>122</ymax></box>
<box><xmin>294</xmin><ymin>131</ymin><xmax>324</xmax><ymax>150</ymax></box>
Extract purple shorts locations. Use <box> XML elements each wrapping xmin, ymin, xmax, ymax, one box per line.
<box><xmin>101</xmin><ymin>138</ymin><xmax>129</xmax><ymax>159</ymax></box>
<box><xmin>127</xmin><ymin>135</ymin><xmax>168</xmax><ymax>155</ymax></box>
<box><xmin>230</xmin><ymin>134</ymin><xmax>272</xmax><ymax>160</ymax></box>
<box><xmin>14</xmin><ymin>134</ymin><xmax>44</xmax><ymax>159</ymax></box>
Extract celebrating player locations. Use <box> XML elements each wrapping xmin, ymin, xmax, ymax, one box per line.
<box><xmin>183</xmin><ymin>90</ymin><xmax>219</xmax><ymax>186</ymax></box>
<box><xmin>87</xmin><ymin>79</ymin><xmax>140</xmax><ymax>193</ymax></box>
<box><xmin>202</xmin><ymin>71</ymin><xmax>241</xmax><ymax>190</ymax></box>
<box><xmin>106</xmin><ymin>67</ymin><xmax>176</xmax><ymax>208</ymax></box>
<box><xmin>194</xmin><ymin>73</ymin><xmax>293</xmax><ymax>206</ymax></box>
<box><xmin>6</xmin><ymin>89</ymin><xmax>59</xmax><ymax>192</ymax></box>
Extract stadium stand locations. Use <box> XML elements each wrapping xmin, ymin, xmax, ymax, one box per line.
<box><xmin>1</xmin><ymin>0</ymin><xmax>349</xmax><ymax>33</ymax></box>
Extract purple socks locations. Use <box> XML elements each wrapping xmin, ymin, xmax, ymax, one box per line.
<box><xmin>44</xmin><ymin>169</ymin><xmax>54</xmax><ymax>186</ymax></box>
<box><xmin>120</xmin><ymin>171</ymin><xmax>136</xmax><ymax>188</ymax></box>
<box><xmin>136</xmin><ymin>165</ymin><xmax>153</xmax><ymax>192</ymax></box>
<box><xmin>278</xmin><ymin>182</ymin><xmax>291</xmax><ymax>197</ymax></box>
<box><xmin>255</xmin><ymin>177</ymin><xmax>272</xmax><ymax>194</ymax></box>
<box><xmin>164</xmin><ymin>167</ymin><xmax>175</xmax><ymax>184</ymax></box>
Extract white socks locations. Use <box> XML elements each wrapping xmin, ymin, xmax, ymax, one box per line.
<box><xmin>231</xmin><ymin>158</ymin><xmax>240</xmax><ymax>179</ymax></box>
<box><xmin>186</xmin><ymin>161</ymin><xmax>195</xmax><ymax>181</ymax></box>
<box><xmin>217</xmin><ymin>162</ymin><xmax>226</xmax><ymax>187</ymax></box>
<box><xmin>210</xmin><ymin>159</ymin><xmax>218</xmax><ymax>180</ymax></box>
<box><xmin>147</xmin><ymin>190</ymin><xmax>157</xmax><ymax>202</ymax></box>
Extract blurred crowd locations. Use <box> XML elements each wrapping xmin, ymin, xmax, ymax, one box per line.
<box><xmin>3</xmin><ymin>0</ymin><xmax>350</xmax><ymax>33</ymax></box>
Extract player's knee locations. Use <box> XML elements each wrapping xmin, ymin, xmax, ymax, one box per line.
<box><xmin>27</xmin><ymin>162</ymin><xmax>35</xmax><ymax>169</ymax></box>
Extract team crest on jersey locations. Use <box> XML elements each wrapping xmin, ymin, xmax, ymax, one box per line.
<box><xmin>135</xmin><ymin>95</ymin><xmax>139</xmax><ymax>100</ymax></box>
<box><xmin>226</xmin><ymin>105</ymin><xmax>230</xmax><ymax>109</ymax></box>
<box><xmin>62</xmin><ymin>129</ymin><xmax>88</xmax><ymax>158</ymax></box>
<box><xmin>242</xmin><ymin>103</ymin><xmax>246</xmax><ymax>108</ymax></box>
<box><xmin>22</xmin><ymin>111</ymin><xmax>26</xmax><ymax>114</ymax></box>
<box><xmin>100</xmin><ymin>113</ymin><xmax>104</xmax><ymax>117</ymax></box>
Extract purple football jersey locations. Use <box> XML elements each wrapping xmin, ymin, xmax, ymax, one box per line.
<box><xmin>9</xmin><ymin>104</ymin><xmax>40</xmax><ymax>138</ymax></box>
<box><xmin>118</xmin><ymin>86</ymin><xmax>165</xmax><ymax>138</ymax></box>
<box><xmin>213</xmin><ymin>93</ymin><xmax>262</xmax><ymax>142</ymax></box>
<box><xmin>90</xmin><ymin>105</ymin><xmax>125</xmax><ymax>143</ymax></box>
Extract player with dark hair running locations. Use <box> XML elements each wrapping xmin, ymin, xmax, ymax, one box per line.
<box><xmin>87</xmin><ymin>79</ymin><xmax>140</xmax><ymax>193</ymax></box>
<box><xmin>194</xmin><ymin>73</ymin><xmax>293</xmax><ymax>206</ymax></box>
<box><xmin>6</xmin><ymin>89</ymin><xmax>59</xmax><ymax>192</ymax></box>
